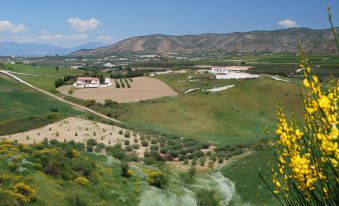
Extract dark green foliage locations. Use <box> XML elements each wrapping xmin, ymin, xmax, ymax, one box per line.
<box><xmin>124</xmin><ymin>131</ymin><xmax>131</xmax><ymax>138</ymax></box>
<box><xmin>132</xmin><ymin>144</ymin><xmax>140</xmax><ymax>149</ymax></box>
<box><xmin>141</xmin><ymin>140</ymin><xmax>149</xmax><ymax>147</ymax></box>
<box><xmin>106</xmin><ymin>145</ymin><xmax>126</xmax><ymax>160</ymax></box>
<box><xmin>86</xmin><ymin>139</ymin><xmax>97</xmax><ymax>147</ymax></box>
<box><xmin>196</xmin><ymin>189</ymin><xmax>218</xmax><ymax>206</ymax></box>
<box><xmin>120</xmin><ymin>160</ymin><xmax>130</xmax><ymax>177</ymax></box>
<box><xmin>125</xmin><ymin>145</ymin><xmax>132</xmax><ymax>152</ymax></box>
<box><xmin>49</xmin><ymin>106</ymin><xmax>59</xmax><ymax>113</ymax></box>
<box><xmin>104</xmin><ymin>99</ymin><xmax>117</xmax><ymax>107</ymax></box>
<box><xmin>124</xmin><ymin>140</ymin><xmax>130</xmax><ymax>145</ymax></box>
<box><xmin>84</xmin><ymin>99</ymin><xmax>96</xmax><ymax>107</ymax></box>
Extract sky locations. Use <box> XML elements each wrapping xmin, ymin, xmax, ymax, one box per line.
<box><xmin>0</xmin><ymin>0</ymin><xmax>339</xmax><ymax>48</ymax></box>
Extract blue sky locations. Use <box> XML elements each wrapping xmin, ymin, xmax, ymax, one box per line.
<box><xmin>0</xmin><ymin>0</ymin><xmax>338</xmax><ymax>47</ymax></box>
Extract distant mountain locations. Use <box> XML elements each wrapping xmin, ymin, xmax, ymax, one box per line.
<box><xmin>0</xmin><ymin>41</ymin><xmax>107</xmax><ymax>57</ymax></box>
<box><xmin>71</xmin><ymin>28</ymin><xmax>337</xmax><ymax>56</ymax></box>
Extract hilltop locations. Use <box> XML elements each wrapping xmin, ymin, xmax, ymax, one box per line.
<box><xmin>71</xmin><ymin>27</ymin><xmax>337</xmax><ymax>56</ymax></box>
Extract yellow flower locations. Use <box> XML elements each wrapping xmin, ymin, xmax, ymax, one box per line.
<box><xmin>303</xmin><ymin>79</ymin><xmax>310</xmax><ymax>88</ymax></box>
<box><xmin>319</xmin><ymin>96</ymin><xmax>330</xmax><ymax>111</ymax></box>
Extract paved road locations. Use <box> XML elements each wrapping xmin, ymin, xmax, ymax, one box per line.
<box><xmin>0</xmin><ymin>70</ymin><xmax>122</xmax><ymax>124</ymax></box>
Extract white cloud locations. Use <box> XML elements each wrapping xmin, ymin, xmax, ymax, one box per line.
<box><xmin>37</xmin><ymin>34</ymin><xmax>89</xmax><ymax>47</ymax></box>
<box><xmin>96</xmin><ymin>35</ymin><xmax>113</xmax><ymax>44</ymax></box>
<box><xmin>40</xmin><ymin>29</ymin><xmax>50</xmax><ymax>34</ymax></box>
<box><xmin>67</xmin><ymin>17</ymin><xmax>100</xmax><ymax>32</ymax></box>
<box><xmin>0</xmin><ymin>20</ymin><xmax>28</xmax><ymax>33</ymax></box>
<box><xmin>278</xmin><ymin>19</ymin><xmax>298</xmax><ymax>28</ymax></box>
<box><xmin>38</xmin><ymin>34</ymin><xmax>88</xmax><ymax>42</ymax></box>
<box><xmin>0</xmin><ymin>35</ymin><xmax>33</xmax><ymax>43</ymax></box>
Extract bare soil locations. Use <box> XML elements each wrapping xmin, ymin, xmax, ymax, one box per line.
<box><xmin>57</xmin><ymin>77</ymin><xmax>178</xmax><ymax>103</ymax></box>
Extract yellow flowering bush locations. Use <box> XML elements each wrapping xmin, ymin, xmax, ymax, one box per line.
<box><xmin>264</xmin><ymin>7</ymin><xmax>339</xmax><ymax>205</ymax></box>
<box><xmin>73</xmin><ymin>176</ymin><xmax>89</xmax><ymax>186</ymax></box>
<box><xmin>147</xmin><ymin>171</ymin><xmax>167</xmax><ymax>188</ymax></box>
<box><xmin>267</xmin><ymin>47</ymin><xmax>338</xmax><ymax>205</ymax></box>
<box><xmin>8</xmin><ymin>182</ymin><xmax>36</xmax><ymax>203</ymax></box>
<box><xmin>0</xmin><ymin>140</ymin><xmax>19</xmax><ymax>158</ymax></box>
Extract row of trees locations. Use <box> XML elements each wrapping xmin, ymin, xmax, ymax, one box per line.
<box><xmin>54</xmin><ymin>75</ymin><xmax>75</xmax><ymax>88</ymax></box>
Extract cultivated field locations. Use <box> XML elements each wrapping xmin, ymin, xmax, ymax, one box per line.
<box><xmin>58</xmin><ymin>77</ymin><xmax>178</xmax><ymax>103</ymax></box>
<box><xmin>0</xmin><ymin>117</ymin><xmax>147</xmax><ymax>156</ymax></box>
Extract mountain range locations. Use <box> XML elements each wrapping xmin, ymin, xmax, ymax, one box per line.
<box><xmin>71</xmin><ymin>27</ymin><xmax>337</xmax><ymax>57</ymax></box>
<box><xmin>0</xmin><ymin>42</ymin><xmax>107</xmax><ymax>57</ymax></box>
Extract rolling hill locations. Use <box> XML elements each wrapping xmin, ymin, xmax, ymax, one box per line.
<box><xmin>71</xmin><ymin>27</ymin><xmax>337</xmax><ymax>56</ymax></box>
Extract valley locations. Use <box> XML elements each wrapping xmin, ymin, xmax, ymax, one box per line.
<box><xmin>0</xmin><ymin>2</ymin><xmax>338</xmax><ymax>204</ymax></box>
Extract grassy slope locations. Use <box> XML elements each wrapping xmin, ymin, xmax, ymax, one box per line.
<box><xmin>221</xmin><ymin>150</ymin><xmax>279</xmax><ymax>206</ymax></box>
<box><xmin>0</xmin><ymin>75</ymin><xmax>84</xmax><ymax>135</ymax></box>
<box><xmin>0</xmin><ymin>151</ymin><xmax>142</xmax><ymax>206</ymax></box>
<box><xmin>119</xmin><ymin>77</ymin><xmax>302</xmax><ymax>145</ymax></box>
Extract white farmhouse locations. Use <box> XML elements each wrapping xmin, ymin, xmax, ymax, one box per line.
<box><xmin>104</xmin><ymin>63</ymin><xmax>114</xmax><ymax>68</ymax></box>
<box><xmin>211</xmin><ymin>67</ymin><xmax>229</xmax><ymax>74</ymax></box>
<box><xmin>73</xmin><ymin>77</ymin><xmax>100</xmax><ymax>88</ymax></box>
<box><xmin>216</xmin><ymin>72</ymin><xmax>259</xmax><ymax>80</ymax></box>
<box><xmin>211</xmin><ymin>66</ymin><xmax>258</xmax><ymax>80</ymax></box>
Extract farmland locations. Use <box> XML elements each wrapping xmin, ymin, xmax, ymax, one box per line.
<box><xmin>0</xmin><ymin>54</ymin><xmax>332</xmax><ymax>205</ymax></box>
<box><xmin>2</xmin><ymin>64</ymin><xmax>84</xmax><ymax>91</ymax></box>
<box><xmin>57</xmin><ymin>77</ymin><xmax>178</xmax><ymax>103</ymax></box>
<box><xmin>0</xmin><ymin>74</ymin><xmax>84</xmax><ymax>135</ymax></box>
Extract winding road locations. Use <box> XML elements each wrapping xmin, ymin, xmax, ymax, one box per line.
<box><xmin>0</xmin><ymin>70</ymin><xmax>122</xmax><ymax>124</ymax></box>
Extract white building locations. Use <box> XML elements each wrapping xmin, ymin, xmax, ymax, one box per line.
<box><xmin>210</xmin><ymin>66</ymin><xmax>252</xmax><ymax>74</ymax></box>
<box><xmin>70</xmin><ymin>65</ymin><xmax>82</xmax><ymax>69</ymax></box>
<box><xmin>73</xmin><ymin>77</ymin><xmax>113</xmax><ymax>88</ymax></box>
<box><xmin>211</xmin><ymin>67</ymin><xmax>229</xmax><ymax>74</ymax></box>
<box><xmin>104</xmin><ymin>63</ymin><xmax>114</xmax><ymax>68</ymax></box>
<box><xmin>100</xmin><ymin>78</ymin><xmax>113</xmax><ymax>87</ymax></box>
<box><xmin>216</xmin><ymin>72</ymin><xmax>259</xmax><ymax>80</ymax></box>
<box><xmin>74</xmin><ymin>77</ymin><xmax>100</xmax><ymax>88</ymax></box>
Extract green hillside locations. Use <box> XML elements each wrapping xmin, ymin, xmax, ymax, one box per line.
<box><xmin>119</xmin><ymin>78</ymin><xmax>303</xmax><ymax>145</ymax></box>
<box><xmin>0</xmin><ymin>75</ymin><xmax>84</xmax><ymax>135</ymax></box>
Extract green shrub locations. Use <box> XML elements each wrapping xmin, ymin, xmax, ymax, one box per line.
<box><xmin>160</xmin><ymin>147</ymin><xmax>168</xmax><ymax>154</ymax></box>
<box><xmin>84</xmin><ymin>99</ymin><xmax>96</xmax><ymax>107</ymax></box>
<box><xmin>199</xmin><ymin>157</ymin><xmax>206</xmax><ymax>166</ymax></box>
<box><xmin>125</xmin><ymin>145</ymin><xmax>132</xmax><ymax>151</ymax></box>
<box><xmin>106</xmin><ymin>145</ymin><xmax>126</xmax><ymax>160</ymax></box>
<box><xmin>132</xmin><ymin>144</ymin><xmax>140</xmax><ymax>149</ymax></box>
<box><xmin>196</xmin><ymin>189</ymin><xmax>218</xmax><ymax>206</ymax></box>
<box><xmin>147</xmin><ymin>171</ymin><xmax>167</xmax><ymax>188</ymax></box>
<box><xmin>124</xmin><ymin>140</ymin><xmax>130</xmax><ymax>145</ymax></box>
<box><xmin>120</xmin><ymin>160</ymin><xmax>132</xmax><ymax>177</ymax></box>
<box><xmin>124</xmin><ymin>131</ymin><xmax>131</xmax><ymax>138</ymax></box>
<box><xmin>141</xmin><ymin>140</ymin><xmax>149</xmax><ymax>147</ymax></box>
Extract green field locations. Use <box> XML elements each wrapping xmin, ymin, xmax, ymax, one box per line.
<box><xmin>1</xmin><ymin>64</ymin><xmax>84</xmax><ymax>91</ymax></box>
<box><xmin>221</xmin><ymin>150</ymin><xmax>279</xmax><ymax>205</ymax></box>
<box><xmin>118</xmin><ymin>77</ymin><xmax>303</xmax><ymax>145</ymax></box>
<box><xmin>0</xmin><ymin>75</ymin><xmax>84</xmax><ymax>135</ymax></box>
